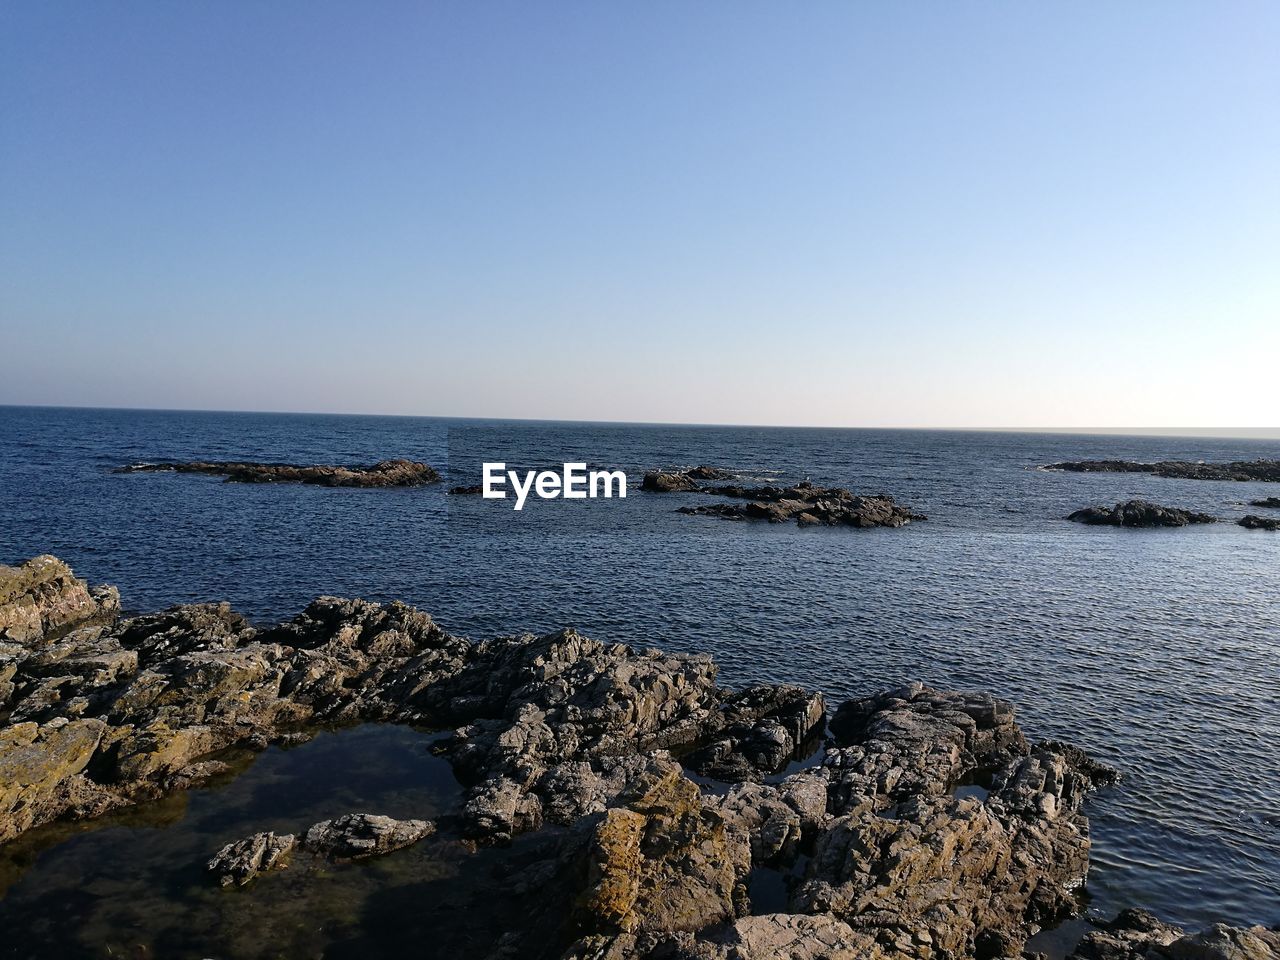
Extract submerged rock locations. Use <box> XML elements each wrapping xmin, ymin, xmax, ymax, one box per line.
<box><xmin>1239</xmin><ymin>515</ymin><xmax>1280</xmax><ymax>531</ymax></box>
<box><xmin>207</xmin><ymin>831</ymin><xmax>296</xmax><ymax>886</ymax></box>
<box><xmin>1249</xmin><ymin>497</ymin><xmax>1280</xmax><ymax>509</ymax></box>
<box><xmin>1066</xmin><ymin>501</ymin><xmax>1217</xmax><ymax>528</ymax></box>
<box><xmin>114</xmin><ymin>458</ymin><xmax>440</xmax><ymax>487</ymax></box>
<box><xmin>1044</xmin><ymin>459</ymin><xmax>1280</xmax><ymax>483</ymax></box>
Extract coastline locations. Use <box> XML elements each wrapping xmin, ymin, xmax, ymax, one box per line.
<box><xmin>2</xmin><ymin>555</ymin><xmax>1275</xmax><ymax>959</ymax></box>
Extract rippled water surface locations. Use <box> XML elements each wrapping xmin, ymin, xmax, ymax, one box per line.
<box><xmin>1</xmin><ymin>406</ymin><xmax>1277</xmax><ymax>931</ymax></box>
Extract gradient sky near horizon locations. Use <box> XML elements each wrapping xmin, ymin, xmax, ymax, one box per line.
<box><xmin>2</xmin><ymin>2</ymin><xmax>1277</xmax><ymax>429</ymax></box>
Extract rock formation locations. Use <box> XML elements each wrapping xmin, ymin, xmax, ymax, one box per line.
<box><xmin>1044</xmin><ymin>460</ymin><xmax>1280</xmax><ymax>483</ymax></box>
<box><xmin>1066</xmin><ymin>501</ymin><xmax>1217</xmax><ymax>528</ymax></box>
<box><xmin>303</xmin><ymin>812</ymin><xmax>434</xmax><ymax>860</ymax></box>
<box><xmin>1</xmin><ymin>555</ymin><xmax>118</xmax><ymax>645</ymax></box>
<box><xmin>1069</xmin><ymin>908</ymin><xmax>1280</xmax><ymax>960</ymax></box>
<box><xmin>1239</xmin><ymin>515</ymin><xmax>1280</xmax><ymax>531</ymax></box>
<box><xmin>206</xmin><ymin>813</ymin><xmax>433</xmax><ymax>885</ymax></box>
<box><xmin>2</xmin><ymin>556</ymin><xmax>1272</xmax><ymax>960</ymax></box>
<box><xmin>679</xmin><ymin>483</ymin><xmax>926</xmax><ymax>528</ymax></box>
<box><xmin>207</xmin><ymin>831</ymin><xmax>296</xmax><ymax>886</ymax></box>
<box><xmin>641</xmin><ymin>466</ymin><xmax>734</xmax><ymax>493</ymax></box>
<box><xmin>1249</xmin><ymin>497</ymin><xmax>1280</xmax><ymax>509</ymax></box>
<box><xmin>114</xmin><ymin>458</ymin><xmax>440</xmax><ymax>487</ymax></box>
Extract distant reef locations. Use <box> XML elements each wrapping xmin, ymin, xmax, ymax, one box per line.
<box><xmin>1249</xmin><ymin>497</ymin><xmax>1280</xmax><ymax>509</ymax></box>
<box><xmin>641</xmin><ymin>466</ymin><xmax>735</xmax><ymax>492</ymax></box>
<box><xmin>114</xmin><ymin>458</ymin><xmax>440</xmax><ymax>487</ymax></box>
<box><xmin>1066</xmin><ymin>500</ymin><xmax>1217</xmax><ymax>528</ymax></box>
<box><xmin>1044</xmin><ymin>459</ymin><xmax>1280</xmax><ymax>483</ymax></box>
<box><xmin>644</xmin><ymin>467</ymin><xmax>926</xmax><ymax>529</ymax></box>
<box><xmin>1239</xmin><ymin>514</ymin><xmax>1280</xmax><ymax>531</ymax></box>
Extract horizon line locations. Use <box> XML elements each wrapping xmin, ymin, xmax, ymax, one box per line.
<box><xmin>3</xmin><ymin>402</ymin><xmax>1279</xmax><ymax>441</ymax></box>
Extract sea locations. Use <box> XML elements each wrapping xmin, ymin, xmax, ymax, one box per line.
<box><xmin>0</xmin><ymin>405</ymin><xmax>1276</xmax><ymax>955</ymax></box>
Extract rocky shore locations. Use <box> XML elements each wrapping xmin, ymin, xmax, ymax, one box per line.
<box><xmin>1</xmin><ymin>555</ymin><xmax>1274</xmax><ymax>960</ymax></box>
<box><xmin>1066</xmin><ymin>501</ymin><xmax>1217</xmax><ymax>528</ymax></box>
<box><xmin>115</xmin><ymin>458</ymin><xmax>440</xmax><ymax>487</ymax></box>
<box><xmin>1044</xmin><ymin>460</ymin><xmax>1280</xmax><ymax>483</ymax></box>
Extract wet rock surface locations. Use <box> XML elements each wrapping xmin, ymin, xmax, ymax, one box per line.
<box><xmin>1045</xmin><ymin>460</ymin><xmax>1280</xmax><ymax>483</ymax></box>
<box><xmin>1239</xmin><ymin>515</ymin><xmax>1280</xmax><ymax>531</ymax></box>
<box><xmin>1249</xmin><ymin>497</ymin><xmax>1280</xmax><ymax>509</ymax></box>
<box><xmin>114</xmin><ymin>458</ymin><xmax>440</xmax><ymax>486</ymax></box>
<box><xmin>0</xmin><ymin>556</ymin><xmax>1271</xmax><ymax>960</ymax></box>
<box><xmin>1066</xmin><ymin>501</ymin><xmax>1218</xmax><ymax>528</ymax></box>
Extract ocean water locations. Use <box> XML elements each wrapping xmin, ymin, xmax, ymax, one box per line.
<box><xmin>1</xmin><ymin>405</ymin><xmax>1278</xmax><ymax>936</ymax></box>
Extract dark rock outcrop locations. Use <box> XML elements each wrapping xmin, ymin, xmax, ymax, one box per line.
<box><xmin>115</xmin><ymin>458</ymin><xmax>440</xmax><ymax>487</ymax></box>
<box><xmin>1066</xmin><ymin>501</ymin><xmax>1217</xmax><ymax>528</ymax></box>
<box><xmin>1045</xmin><ymin>460</ymin><xmax>1280</xmax><ymax>483</ymax></box>
<box><xmin>449</xmin><ymin>484</ymin><xmax>485</xmax><ymax>495</ymax></box>
<box><xmin>1239</xmin><ymin>515</ymin><xmax>1280</xmax><ymax>531</ymax></box>
<box><xmin>679</xmin><ymin>483</ymin><xmax>926</xmax><ymax>528</ymax></box>
<box><xmin>641</xmin><ymin>466</ymin><xmax>734</xmax><ymax>493</ymax></box>
<box><xmin>1249</xmin><ymin>497</ymin><xmax>1280</xmax><ymax>509</ymax></box>
<box><xmin>1070</xmin><ymin>908</ymin><xmax>1280</xmax><ymax>960</ymax></box>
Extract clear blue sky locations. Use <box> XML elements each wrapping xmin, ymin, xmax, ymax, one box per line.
<box><xmin>2</xmin><ymin>2</ymin><xmax>1277</xmax><ymax>428</ymax></box>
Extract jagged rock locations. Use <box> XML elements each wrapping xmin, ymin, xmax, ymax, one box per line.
<box><xmin>2</xmin><ymin>554</ymin><xmax>1246</xmax><ymax>960</ymax></box>
<box><xmin>575</xmin><ymin>760</ymin><xmax>743</xmax><ymax>938</ymax></box>
<box><xmin>207</xmin><ymin>831</ymin><xmax>296</xmax><ymax>886</ymax></box>
<box><xmin>1071</xmin><ymin>908</ymin><xmax>1280</xmax><ymax>960</ymax></box>
<box><xmin>436</xmin><ymin>628</ymin><xmax>723</xmax><ymax>839</ymax></box>
<box><xmin>302</xmin><ymin>813</ymin><xmax>434</xmax><ymax>860</ymax></box>
<box><xmin>665</xmin><ymin>913</ymin><xmax>888</xmax><ymax>960</ymax></box>
<box><xmin>709</xmin><ymin>771</ymin><xmax>829</xmax><ymax>869</ymax></box>
<box><xmin>641</xmin><ymin>466</ymin><xmax>733</xmax><ymax>492</ymax></box>
<box><xmin>114</xmin><ymin>458</ymin><xmax>440</xmax><ymax>487</ymax></box>
<box><xmin>0</xmin><ymin>555</ymin><xmax>118</xmax><ymax>644</ymax></box>
<box><xmin>1045</xmin><ymin>459</ymin><xmax>1280</xmax><ymax>483</ymax></box>
<box><xmin>0</xmin><ymin>718</ymin><xmax>109</xmax><ymax>842</ymax></box>
<box><xmin>111</xmin><ymin>602</ymin><xmax>249</xmax><ymax>666</ymax></box>
<box><xmin>682</xmin><ymin>685</ymin><xmax>825</xmax><ymax>781</ymax></box>
<box><xmin>825</xmin><ymin>684</ymin><xmax>1027</xmax><ymax>812</ymax></box>
<box><xmin>1239</xmin><ymin>515</ymin><xmax>1280</xmax><ymax>531</ymax></box>
<box><xmin>1067</xmin><ymin>501</ymin><xmax>1217</xmax><ymax>527</ymax></box>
